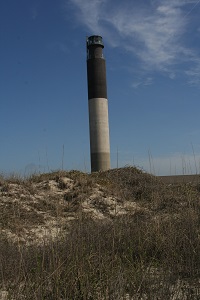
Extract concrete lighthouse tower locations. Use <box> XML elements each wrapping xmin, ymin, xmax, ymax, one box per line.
<box><xmin>86</xmin><ymin>35</ymin><xmax>110</xmax><ymax>172</ymax></box>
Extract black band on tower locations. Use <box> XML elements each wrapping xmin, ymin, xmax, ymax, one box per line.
<box><xmin>87</xmin><ymin>59</ymin><xmax>107</xmax><ymax>99</ymax></box>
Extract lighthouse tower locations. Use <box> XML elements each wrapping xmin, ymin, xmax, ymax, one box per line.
<box><xmin>86</xmin><ymin>35</ymin><xmax>111</xmax><ymax>172</ymax></box>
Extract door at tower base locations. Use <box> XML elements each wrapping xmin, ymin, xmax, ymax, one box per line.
<box><xmin>89</xmin><ymin>98</ymin><xmax>110</xmax><ymax>172</ymax></box>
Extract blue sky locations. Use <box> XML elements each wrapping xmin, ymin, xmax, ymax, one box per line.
<box><xmin>1</xmin><ymin>0</ymin><xmax>200</xmax><ymax>176</ymax></box>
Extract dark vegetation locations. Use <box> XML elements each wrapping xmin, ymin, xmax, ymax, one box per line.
<box><xmin>0</xmin><ymin>167</ymin><xmax>200</xmax><ymax>299</ymax></box>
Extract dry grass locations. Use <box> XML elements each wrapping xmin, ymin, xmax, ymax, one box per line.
<box><xmin>0</xmin><ymin>167</ymin><xmax>200</xmax><ymax>299</ymax></box>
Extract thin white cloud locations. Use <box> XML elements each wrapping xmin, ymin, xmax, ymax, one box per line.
<box><xmin>48</xmin><ymin>41</ymin><xmax>70</xmax><ymax>54</ymax></box>
<box><xmin>131</xmin><ymin>81</ymin><xmax>142</xmax><ymax>89</ymax></box>
<box><xmin>132</xmin><ymin>77</ymin><xmax>153</xmax><ymax>89</ymax></box>
<box><xmin>183</xmin><ymin>0</ymin><xmax>200</xmax><ymax>17</ymax></box>
<box><xmin>31</xmin><ymin>4</ymin><xmax>39</xmax><ymax>20</ymax></box>
<box><xmin>67</xmin><ymin>0</ymin><xmax>200</xmax><ymax>86</ymax></box>
<box><xmin>67</xmin><ymin>0</ymin><xmax>107</xmax><ymax>33</ymax></box>
<box><xmin>185</xmin><ymin>63</ymin><xmax>200</xmax><ymax>86</ymax></box>
<box><xmin>169</xmin><ymin>72</ymin><xmax>176</xmax><ymax>79</ymax></box>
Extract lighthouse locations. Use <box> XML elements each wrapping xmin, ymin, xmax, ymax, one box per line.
<box><xmin>86</xmin><ymin>35</ymin><xmax>111</xmax><ymax>172</ymax></box>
